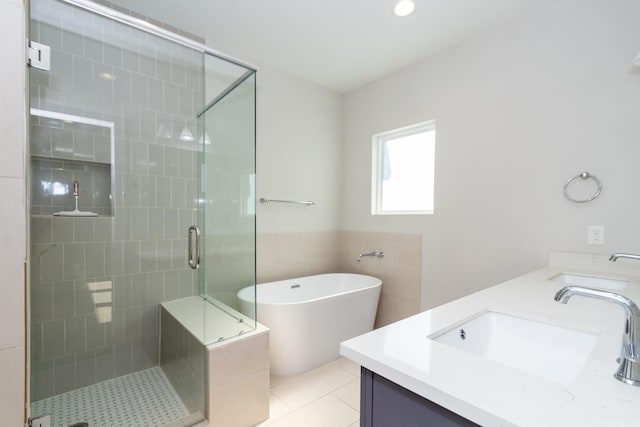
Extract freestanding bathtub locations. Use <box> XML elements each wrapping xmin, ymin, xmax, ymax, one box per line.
<box><xmin>237</xmin><ymin>273</ymin><xmax>382</xmax><ymax>376</ymax></box>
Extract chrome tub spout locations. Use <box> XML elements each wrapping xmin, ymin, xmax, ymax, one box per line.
<box><xmin>356</xmin><ymin>251</ymin><xmax>384</xmax><ymax>262</ymax></box>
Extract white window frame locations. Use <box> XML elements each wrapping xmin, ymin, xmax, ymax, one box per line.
<box><xmin>371</xmin><ymin>121</ymin><xmax>435</xmax><ymax>215</ymax></box>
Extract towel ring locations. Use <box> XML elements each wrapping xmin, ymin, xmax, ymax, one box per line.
<box><xmin>563</xmin><ymin>171</ymin><xmax>602</xmax><ymax>203</ymax></box>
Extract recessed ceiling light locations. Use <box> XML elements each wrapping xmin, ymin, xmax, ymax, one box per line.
<box><xmin>394</xmin><ymin>0</ymin><xmax>415</xmax><ymax>17</ymax></box>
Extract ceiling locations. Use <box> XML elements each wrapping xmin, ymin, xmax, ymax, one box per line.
<box><xmin>111</xmin><ymin>0</ymin><xmax>556</xmax><ymax>93</ymax></box>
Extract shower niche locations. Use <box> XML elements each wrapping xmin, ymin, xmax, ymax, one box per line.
<box><xmin>30</xmin><ymin>109</ymin><xmax>114</xmax><ymax>217</ymax></box>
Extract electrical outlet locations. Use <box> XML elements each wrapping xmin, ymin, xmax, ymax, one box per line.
<box><xmin>587</xmin><ymin>225</ymin><xmax>605</xmax><ymax>245</ymax></box>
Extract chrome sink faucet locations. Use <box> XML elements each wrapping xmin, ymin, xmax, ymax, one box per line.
<box><xmin>610</xmin><ymin>253</ymin><xmax>640</xmax><ymax>262</ymax></box>
<box><xmin>554</xmin><ymin>286</ymin><xmax>640</xmax><ymax>386</ymax></box>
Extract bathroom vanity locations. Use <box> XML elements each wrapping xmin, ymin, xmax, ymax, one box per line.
<box><xmin>341</xmin><ymin>252</ymin><xmax>640</xmax><ymax>426</ymax></box>
<box><xmin>360</xmin><ymin>367</ymin><xmax>478</xmax><ymax>426</ymax></box>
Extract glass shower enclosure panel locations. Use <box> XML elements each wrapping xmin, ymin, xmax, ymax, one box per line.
<box><xmin>198</xmin><ymin>56</ymin><xmax>257</xmax><ymax>343</ymax></box>
<box><xmin>25</xmin><ymin>0</ymin><xmax>255</xmax><ymax>425</ymax></box>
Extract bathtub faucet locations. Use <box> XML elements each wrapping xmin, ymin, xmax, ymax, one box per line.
<box><xmin>356</xmin><ymin>251</ymin><xmax>384</xmax><ymax>262</ymax></box>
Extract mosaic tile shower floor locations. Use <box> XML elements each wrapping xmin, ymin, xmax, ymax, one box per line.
<box><xmin>31</xmin><ymin>367</ymin><xmax>189</xmax><ymax>427</ymax></box>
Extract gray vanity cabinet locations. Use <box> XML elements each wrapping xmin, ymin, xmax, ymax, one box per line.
<box><xmin>360</xmin><ymin>367</ymin><xmax>479</xmax><ymax>427</ymax></box>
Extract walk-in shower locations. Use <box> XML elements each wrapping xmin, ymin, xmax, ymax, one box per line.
<box><xmin>27</xmin><ymin>0</ymin><xmax>256</xmax><ymax>425</ymax></box>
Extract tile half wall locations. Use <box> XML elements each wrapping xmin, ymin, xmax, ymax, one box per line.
<box><xmin>257</xmin><ymin>231</ymin><xmax>422</xmax><ymax>328</ymax></box>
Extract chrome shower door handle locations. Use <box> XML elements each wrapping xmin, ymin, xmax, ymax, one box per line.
<box><xmin>188</xmin><ymin>225</ymin><xmax>201</xmax><ymax>269</ymax></box>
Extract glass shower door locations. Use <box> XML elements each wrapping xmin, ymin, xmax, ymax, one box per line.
<box><xmin>28</xmin><ymin>0</ymin><xmax>208</xmax><ymax>425</ymax></box>
<box><xmin>27</xmin><ymin>0</ymin><xmax>257</xmax><ymax>425</ymax></box>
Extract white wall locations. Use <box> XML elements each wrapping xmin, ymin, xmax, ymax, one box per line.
<box><xmin>0</xmin><ymin>0</ymin><xmax>26</xmax><ymax>424</ymax></box>
<box><xmin>255</xmin><ymin>65</ymin><xmax>343</xmax><ymax>233</ymax></box>
<box><xmin>342</xmin><ymin>0</ymin><xmax>640</xmax><ymax>310</ymax></box>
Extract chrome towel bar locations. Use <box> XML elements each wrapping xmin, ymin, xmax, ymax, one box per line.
<box><xmin>259</xmin><ymin>197</ymin><xmax>316</xmax><ymax>206</ymax></box>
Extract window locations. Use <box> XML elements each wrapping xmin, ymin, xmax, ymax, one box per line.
<box><xmin>372</xmin><ymin>121</ymin><xmax>435</xmax><ymax>215</ymax></box>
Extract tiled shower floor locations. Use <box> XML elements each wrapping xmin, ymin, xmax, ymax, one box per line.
<box><xmin>31</xmin><ymin>367</ymin><xmax>190</xmax><ymax>427</ymax></box>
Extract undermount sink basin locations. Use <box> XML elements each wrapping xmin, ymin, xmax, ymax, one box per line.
<box><xmin>429</xmin><ymin>311</ymin><xmax>598</xmax><ymax>384</ymax></box>
<box><xmin>550</xmin><ymin>273</ymin><xmax>629</xmax><ymax>291</ymax></box>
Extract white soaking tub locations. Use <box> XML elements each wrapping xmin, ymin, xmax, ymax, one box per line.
<box><xmin>237</xmin><ymin>273</ymin><xmax>381</xmax><ymax>376</ymax></box>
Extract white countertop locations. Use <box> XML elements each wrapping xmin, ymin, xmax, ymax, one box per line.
<box><xmin>340</xmin><ymin>252</ymin><xmax>640</xmax><ymax>426</ymax></box>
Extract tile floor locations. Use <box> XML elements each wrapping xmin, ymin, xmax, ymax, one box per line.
<box><xmin>31</xmin><ymin>367</ymin><xmax>191</xmax><ymax>427</ymax></box>
<box><xmin>30</xmin><ymin>357</ymin><xmax>362</xmax><ymax>427</ymax></box>
<box><xmin>257</xmin><ymin>358</ymin><xmax>361</xmax><ymax>427</ymax></box>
